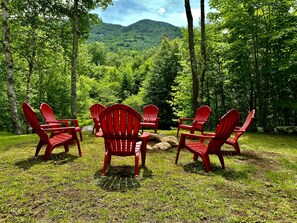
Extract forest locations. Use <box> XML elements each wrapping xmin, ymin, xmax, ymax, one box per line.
<box><xmin>1</xmin><ymin>0</ymin><xmax>296</xmax><ymax>134</ymax></box>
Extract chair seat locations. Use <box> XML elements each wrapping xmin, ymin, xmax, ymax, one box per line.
<box><xmin>49</xmin><ymin>133</ymin><xmax>73</xmax><ymax>145</ymax></box>
<box><xmin>185</xmin><ymin>142</ymin><xmax>208</xmax><ymax>154</ymax></box>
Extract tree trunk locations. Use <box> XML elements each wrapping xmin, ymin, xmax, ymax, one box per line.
<box><xmin>184</xmin><ymin>0</ymin><xmax>198</xmax><ymax>115</ymax></box>
<box><xmin>26</xmin><ymin>43</ymin><xmax>36</xmax><ymax>104</ymax></box>
<box><xmin>1</xmin><ymin>0</ymin><xmax>21</xmax><ymax>134</ymax></box>
<box><xmin>38</xmin><ymin>70</ymin><xmax>45</xmax><ymax>104</ymax></box>
<box><xmin>71</xmin><ymin>0</ymin><xmax>79</xmax><ymax>119</ymax></box>
<box><xmin>198</xmin><ymin>0</ymin><xmax>206</xmax><ymax>106</ymax></box>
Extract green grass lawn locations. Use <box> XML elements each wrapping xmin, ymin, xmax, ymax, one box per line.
<box><xmin>0</xmin><ymin>130</ymin><xmax>296</xmax><ymax>222</ymax></box>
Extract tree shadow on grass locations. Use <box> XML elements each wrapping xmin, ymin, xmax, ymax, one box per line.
<box><xmin>182</xmin><ymin>149</ymin><xmax>277</xmax><ymax>181</ymax></box>
<box><xmin>94</xmin><ymin>165</ymin><xmax>153</xmax><ymax>192</ymax></box>
<box><xmin>15</xmin><ymin>152</ymin><xmax>79</xmax><ymax>170</ymax></box>
<box><xmin>182</xmin><ymin>161</ymin><xmax>249</xmax><ymax>181</ymax></box>
<box><xmin>237</xmin><ymin>150</ymin><xmax>268</xmax><ymax>162</ymax></box>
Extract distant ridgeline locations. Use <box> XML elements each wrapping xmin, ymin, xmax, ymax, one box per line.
<box><xmin>88</xmin><ymin>19</ymin><xmax>183</xmax><ymax>51</ymax></box>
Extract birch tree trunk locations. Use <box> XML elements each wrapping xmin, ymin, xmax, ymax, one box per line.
<box><xmin>1</xmin><ymin>0</ymin><xmax>21</xmax><ymax>134</ymax></box>
<box><xmin>185</xmin><ymin>0</ymin><xmax>198</xmax><ymax>115</ymax></box>
<box><xmin>71</xmin><ymin>0</ymin><xmax>79</xmax><ymax>118</ymax></box>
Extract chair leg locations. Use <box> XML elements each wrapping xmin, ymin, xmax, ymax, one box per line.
<box><xmin>102</xmin><ymin>152</ymin><xmax>109</xmax><ymax>176</ymax></box>
<box><xmin>44</xmin><ymin>145</ymin><xmax>53</xmax><ymax>161</ymax></box>
<box><xmin>96</xmin><ymin>126</ymin><xmax>100</xmax><ymax>134</ymax></box>
<box><xmin>175</xmin><ymin>146</ymin><xmax>182</xmax><ymax>164</ymax></box>
<box><xmin>193</xmin><ymin>154</ymin><xmax>199</xmax><ymax>161</ymax></box>
<box><xmin>64</xmin><ymin>143</ymin><xmax>69</xmax><ymax>152</ymax></box>
<box><xmin>141</xmin><ymin>147</ymin><xmax>146</xmax><ymax>166</ymax></box>
<box><xmin>201</xmin><ymin>154</ymin><xmax>211</xmax><ymax>173</ymax></box>
<box><xmin>233</xmin><ymin>142</ymin><xmax>240</xmax><ymax>155</ymax></box>
<box><xmin>176</xmin><ymin>127</ymin><xmax>180</xmax><ymax>137</ymax></box>
<box><xmin>35</xmin><ymin>140</ymin><xmax>45</xmax><ymax>156</ymax></box>
<box><xmin>107</xmin><ymin>154</ymin><xmax>111</xmax><ymax>164</ymax></box>
<box><xmin>79</xmin><ymin>131</ymin><xmax>83</xmax><ymax>141</ymax></box>
<box><xmin>135</xmin><ymin>154</ymin><xmax>139</xmax><ymax>176</ymax></box>
<box><xmin>76</xmin><ymin>139</ymin><xmax>82</xmax><ymax>157</ymax></box>
<box><xmin>217</xmin><ymin>152</ymin><xmax>225</xmax><ymax>169</ymax></box>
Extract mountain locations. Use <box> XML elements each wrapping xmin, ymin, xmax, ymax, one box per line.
<box><xmin>88</xmin><ymin>19</ymin><xmax>183</xmax><ymax>51</ymax></box>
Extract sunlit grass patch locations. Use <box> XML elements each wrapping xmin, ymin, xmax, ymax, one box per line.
<box><xmin>0</xmin><ymin>131</ymin><xmax>296</xmax><ymax>222</ymax></box>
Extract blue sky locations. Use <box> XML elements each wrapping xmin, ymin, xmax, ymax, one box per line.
<box><xmin>92</xmin><ymin>0</ymin><xmax>211</xmax><ymax>27</ymax></box>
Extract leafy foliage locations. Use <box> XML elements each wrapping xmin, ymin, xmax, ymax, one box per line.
<box><xmin>142</xmin><ymin>37</ymin><xmax>181</xmax><ymax>129</ymax></box>
<box><xmin>0</xmin><ymin>0</ymin><xmax>296</xmax><ymax>133</ymax></box>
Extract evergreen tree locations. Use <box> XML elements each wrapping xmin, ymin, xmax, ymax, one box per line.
<box><xmin>142</xmin><ymin>37</ymin><xmax>181</xmax><ymax>128</ymax></box>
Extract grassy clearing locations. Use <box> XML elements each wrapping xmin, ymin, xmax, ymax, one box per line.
<box><xmin>0</xmin><ymin>130</ymin><xmax>296</xmax><ymax>222</ymax></box>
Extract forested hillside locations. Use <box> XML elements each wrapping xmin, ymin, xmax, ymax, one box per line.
<box><xmin>88</xmin><ymin>19</ymin><xmax>182</xmax><ymax>50</ymax></box>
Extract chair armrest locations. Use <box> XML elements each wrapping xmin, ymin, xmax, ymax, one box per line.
<box><xmin>195</xmin><ymin>120</ymin><xmax>206</xmax><ymax>124</ymax></box>
<box><xmin>95</xmin><ymin>132</ymin><xmax>103</xmax><ymax>137</ymax></box>
<box><xmin>140</xmin><ymin>132</ymin><xmax>151</xmax><ymax>139</ymax></box>
<box><xmin>179</xmin><ymin>132</ymin><xmax>211</xmax><ymax>147</ymax></box>
<box><xmin>202</xmin><ymin>132</ymin><xmax>215</xmax><ymax>136</ymax></box>
<box><xmin>180</xmin><ymin>118</ymin><xmax>194</xmax><ymax>121</ymax></box>
<box><xmin>181</xmin><ymin>132</ymin><xmax>216</xmax><ymax>140</ymax></box>
<box><xmin>46</xmin><ymin>120</ymin><xmax>68</xmax><ymax>124</ymax></box>
<box><xmin>40</xmin><ymin>124</ymin><xmax>60</xmax><ymax>129</ymax></box>
<box><xmin>41</xmin><ymin>126</ymin><xmax>76</xmax><ymax>132</ymax></box>
<box><xmin>179</xmin><ymin>118</ymin><xmax>194</xmax><ymax>124</ymax></box>
<box><xmin>59</xmin><ymin>119</ymin><xmax>79</xmax><ymax>126</ymax></box>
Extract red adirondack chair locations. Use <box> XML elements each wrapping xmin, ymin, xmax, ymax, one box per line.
<box><xmin>40</xmin><ymin>102</ymin><xmax>83</xmax><ymax>141</ymax></box>
<box><xmin>175</xmin><ymin>109</ymin><xmax>239</xmax><ymax>172</ymax></box>
<box><xmin>226</xmin><ymin>109</ymin><xmax>255</xmax><ymax>154</ymax></box>
<box><xmin>99</xmin><ymin>104</ymin><xmax>150</xmax><ymax>176</ymax></box>
<box><xmin>89</xmin><ymin>103</ymin><xmax>105</xmax><ymax>134</ymax></box>
<box><xmin>176</xmin><ymin>105</ymin><xmax>211</xmax><ymax>137</ymax></box>
<box><xmin>140</xmin><ymin>104</ymin><xmax>160</xmax><ymax>133</ymax></box>
<box><xmin>22</xmin><ymin>102</ymin><xmax>82</xmax><ymax>161</ymax></box>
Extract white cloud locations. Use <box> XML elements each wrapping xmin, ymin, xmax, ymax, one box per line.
<box><xmin>92</xmin><ymin>0</ymin><xmax>210</xmax><ymax>27</ymax></box>
<box><xmin>158</xmin><ymin>8</ymin><xmax>166</xmax><ymax>15</ymax></box>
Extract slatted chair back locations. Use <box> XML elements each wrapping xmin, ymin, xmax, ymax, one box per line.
<box><xmin>193</xmin><ymin>105</ymin><xmax>212</xmax><ymax>126</ymax></box>
<box><xmin>90</xmin><ymin>103</ymin><xmax>106</xmax><ymax>134</ymax></box>
<box><xmin>99</xmin><ymin>104</ymin><xmax>141</xmax><ymax>155</ymax></box>
<box><xmin>143</xmin><ymin>104</ymin><xmax>159</xmax><ymax>123</ymax></box>
<box><xmin>90</xmin><ymin>103</ymin><xmax>105</xmax><ymax>120</ymax></box>
<box><xmin>235</xmin><ymin>109</ymin><xmax>255</xmax><ymax>139</ymax></box>
<box><xmin>40</xmin><ymin>102</ymin><xmax>57</xmax><ymax>122</ymax></box>
<box><xmin>22</xmin><ymin>102</ymin><xmax>49</xmax><ymax>142</ymax></box>
<box><xmin>207</xmin><ymin>109</ymin><xmax>240</xmax><ymax>154</ymax></box>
